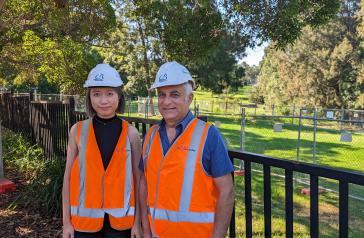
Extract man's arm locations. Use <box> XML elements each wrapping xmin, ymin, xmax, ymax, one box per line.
<box><xmin>128</xmin><ymin>125</ymin><xmax>143</xmax><ymax>238</ymax></box>
<box><xmin>212</xmin><ymin>173</ymin><xmax>234</xmax><ymax>238</ymax></box>
<box><xmin>139</xmin><ymin>172</ymin><xmax>151</xmax><ymax>237</ymax></box>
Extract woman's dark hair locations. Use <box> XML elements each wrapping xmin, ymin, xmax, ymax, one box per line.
<box><xmin>85</xmin><ymin>87</ymin><xmax>125</xmax><ymax>117</ymax></box>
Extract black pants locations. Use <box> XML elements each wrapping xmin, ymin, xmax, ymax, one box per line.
<box><xmin>74</xmin><ymin>214</ymin><xmax>131</xmax><ymax>238</ymax></box>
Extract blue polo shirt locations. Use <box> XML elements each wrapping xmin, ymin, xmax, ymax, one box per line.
<box><xmin>140</xmin><ymin>111</ymin><xmax>233</xmax><ymax>178</ymax></box>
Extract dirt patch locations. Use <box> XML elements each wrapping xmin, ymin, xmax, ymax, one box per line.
<box><xmin>0</xmin><ymin>167</ymin><xmax>62</xmax><ymax>237</ymax></box>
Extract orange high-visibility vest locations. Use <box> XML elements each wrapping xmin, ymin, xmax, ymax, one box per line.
<box><xmin>143</xmin><ymin>118</ymin><xmax>217</xmax><ymax>238</ymax></box>
<box><xmin>69</xmin><ymin>118</ymin><xmax>135</xmax><ymax>232</ymax></box>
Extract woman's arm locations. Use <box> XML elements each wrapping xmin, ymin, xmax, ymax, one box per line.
<box><xmin>62</xmin><ymin>124</ymin><xmax>78</xmax><ymax>238</ymax></box>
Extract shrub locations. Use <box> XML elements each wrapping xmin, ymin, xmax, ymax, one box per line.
<box><xmin>2</xmin><ymin>129</ymin><xmax>64</xmax><ymax>217</ymax></box>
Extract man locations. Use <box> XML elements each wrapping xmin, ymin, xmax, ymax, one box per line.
<box><xmin>139</xmin><ymin>61</ymin><xmax>234</xmax><ymax>238</ymax></box>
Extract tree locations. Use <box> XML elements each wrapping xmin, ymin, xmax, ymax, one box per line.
<box><xmin>255</xmin><ymin>0</ymin><xmax>363</xmax><ymax>108</ymax></box>
<box><xmin>0</xmin><ymin>0</ymin><xmax>115</xmax><ymax>93</ymax></box>
<box><xmin>225</xmin><ymin>0</ymin><xmax>341</xmax><ymax>48</ymax></box>
<box><xmin>239</xmin><ymin>62</ymin><xmax>260</xmax><ymax>85</ymax></box>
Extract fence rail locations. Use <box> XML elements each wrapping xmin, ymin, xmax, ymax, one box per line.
<box><xmin>1</xmin><ymin>92</ymin><xmax>364</xmax><ymax>237</ymax></box>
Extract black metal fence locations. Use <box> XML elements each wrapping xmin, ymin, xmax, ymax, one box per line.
<box><xmin>1</xmin><ymin>92</ymin><xmax>364</xmax><ymax>237</ymax></box>
<box><xmin>229</xmin><ymin>150</ymin><xmax>364</xmax><ymax>238</ymax></box>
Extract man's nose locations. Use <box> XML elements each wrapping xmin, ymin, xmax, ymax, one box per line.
<box><xmin>162</xmin><ymin>95</ymin><xmax>173</xmax><ymax>104</ymax></box>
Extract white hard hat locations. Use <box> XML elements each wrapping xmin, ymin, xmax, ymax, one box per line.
<box><xmin>84</xmin><ymin>64</ymin><xmax>123</xmax><ymax>88</ymax></box>
<box><xmin>150</xmin><ymin>61</ymin><xmax>195</xmax><ymax>89</ymax></box>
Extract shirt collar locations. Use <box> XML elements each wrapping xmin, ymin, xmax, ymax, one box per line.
<box><xmin>159</xmin><ymin>111</ymin><xmax>194</xmax><ymax>131</ymax></box>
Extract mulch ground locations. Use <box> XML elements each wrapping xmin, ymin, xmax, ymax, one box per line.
<box><xmin>0</xmin><ymin>167</ymin><xmax>62</xmax><ymax>237</ymax></box>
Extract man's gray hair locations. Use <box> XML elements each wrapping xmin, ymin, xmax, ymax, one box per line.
<box><xmin>183</xmin><ymin>82</ymin><xmax>193</xmax><ymax>96</ymax></box>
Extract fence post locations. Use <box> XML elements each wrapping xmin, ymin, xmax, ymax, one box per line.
<box><xmin>10</xmin><ymin>91</ymin><xmax>14</xmax><ymax>131</ymax></box>
<box><xmin>225</xmin><ymin>100</ymin><xmax>228</xmax><ymax>115</ymax></box>
<box><xmin>194</xmin><ymin>98</ymin><xmax>197</xmax><ymax>116</ymax></box>
<box><xmin>313</xmin><ymin>107</ymin><xmax>318</xmax><ymax>164</ymax></box>
<box><xmin>0</xmin><ymin>120</ymin><xmax>4</xmax><ymax>179</ymax></box>
<box><xmin>272</xmin><ymin>104</ymin><xmax>275</xmax><ymax>116</ymax></box>
<box><xmin>211</xmin><ymin>100</ymin><xmax>214</xmax><ymax>114</ymax></box>
<box><xmin>240</xmin><ymin>107</ymin><xmax>246</xmax><ymax>170</ymax></box>
<box><xmin>29</xmin><ymin>91</ymin><xmax>34</xmax><ymax>142</ymax></box>
<box><xmin>292</xmin><ymin>104</ymin><xmax>295</xmax><ymax>124</ymax></box>
<box><xmin>340</xmin><ymin>107</ymin><xmax>344</xmax><ymax>131</ymax></box>
<box><xmin>68</xmin><ymin>96</ymin><xmax>76</xmax><ymax>128</ymax></box>
<box><xmin>145</xmin><ymin>97</ymin><xmax>149</xmax><ymax>119</ymax></box>
<box><xmin>128</xmin><ymin>98</ymin><xmax>131</xmax><ymax>117</ymax></box>
<box><xmin>296</xmin><ymin>108</ymin><xmax>303</xmax><ymax>162</ymax></box>
<box><xmin>240</xmin><ymin>107</ymin><xmax>245</xmax><ymax>151</ymax></box>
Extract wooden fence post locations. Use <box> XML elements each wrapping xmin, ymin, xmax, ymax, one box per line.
<box><xmin>68</xmin><ymin>96</ymin><xmax>76</xmax><ymax>128</ymax></box>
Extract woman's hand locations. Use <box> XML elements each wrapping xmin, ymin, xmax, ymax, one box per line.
<box><xmin>62</xmin><ymin>223</ymin><xmax>74</xmax><ymax>238</ymax></box>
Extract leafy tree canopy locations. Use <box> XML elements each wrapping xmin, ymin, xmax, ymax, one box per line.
<box><xmin>0</xmin><ymin>0</ymin><xmax>340</xmax><ymax>94</ymax></box>
<box><xmin>254</xmin><ymin>0</ymin><xmax>364</xmax><ymax>109</ymax></box>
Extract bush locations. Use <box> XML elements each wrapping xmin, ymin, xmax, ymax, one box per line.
<box><xmin>3</xmin><ymin>129</ymin><xmax>64</xmax><ymax>217</ymax></box>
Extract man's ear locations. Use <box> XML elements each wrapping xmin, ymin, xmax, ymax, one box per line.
<box><xmin>188</xmin><ymin>92</ymin><xmax>194</xmax><ymax>103</ymax></box>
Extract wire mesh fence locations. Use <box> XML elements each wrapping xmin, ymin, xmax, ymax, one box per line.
<box><xmin>240</xmin><ymin>107</ymin><xmax>364</xmax><ymax>173</ymax></box>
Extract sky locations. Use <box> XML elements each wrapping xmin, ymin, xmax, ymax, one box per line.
<box><xmin>240</xmin><ymin>42</ymin><xmax>268</xmax><ymax>66</ymax></box>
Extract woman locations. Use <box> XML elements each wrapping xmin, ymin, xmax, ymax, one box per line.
<box><xmin>62</xmin><ymin>64</ymin><xmax>142</xmax><ymax>238</ymax></box>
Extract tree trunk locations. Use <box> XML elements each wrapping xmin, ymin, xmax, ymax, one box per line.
<box><xmin>137</xmin><ymin>18</ymin><xmax>155</xmax><ymax>115</ymax></box>
<box><xmin>0</xmin><ymin>0</ymin><xmax>5</xmax><ymax>11</ymax></box>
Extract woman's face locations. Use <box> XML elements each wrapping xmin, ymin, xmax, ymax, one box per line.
<box><xmin>89</xmin><ymin>87</ymin><xmax>119</xmax><ymax>119</ymax></box>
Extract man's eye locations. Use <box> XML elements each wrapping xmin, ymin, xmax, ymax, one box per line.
<box><xmin>93</xmin><ymin>93</ymin><xmax>100</xmax><ymax>97</ymax></box>
<box><xmin>171</xmin><ymin>93</ymin><xmax>180</xmax><ymax>98</ymax></box>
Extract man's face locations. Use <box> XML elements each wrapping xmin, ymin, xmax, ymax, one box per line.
<box><xmin>157</xmin><ymin>84</ymin><xmax>193</xmax><ymax>126</ymax></box>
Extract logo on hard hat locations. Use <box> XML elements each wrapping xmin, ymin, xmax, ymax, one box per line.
<box><xmin>159</xmin><ymin>73</ymin><xmax>167</xmax><ymax>82</ymax></box>
<box><xmin>94</xmin><ymin>73</ymin><xmax>104</xmax><ymax>81</ymax></box>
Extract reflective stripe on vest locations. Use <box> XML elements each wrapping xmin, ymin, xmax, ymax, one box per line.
<box><xmin>71</xmin><ymin>119</ymin><xmax>134</xmax><ymax>218</ymax></box>
<box><xmin>144</xmin><ymin>119</ymin><xmax>212</xmax><ymax>228</ymax></box>
<box><xmin>71</xmin><ymin>206</ymin><xmax>135</xmax><ymax>218</ymax></box>
<box><xmin>148</xmin><ymin>207</ymin><xmax>214</xmax><ymax>223</ymax></box>
<box><xmin>143</xmin><ymin>125</ymin><xmax>159</xmax><ymax>167</ymax></box>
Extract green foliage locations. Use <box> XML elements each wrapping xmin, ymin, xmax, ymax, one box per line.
<box><xmin>0</xmin><ymin>0</ymin><xmax>340</xmax><ymax>95</ymax></box>
<box><xmin>229</xmin><ymin>0</ymin><xmax>341</xmax><ymax>48</ymax></box>
<box><xmin>0</xmin><ymin>0</ymin><xmax>114</xmax><ymax>93</ymax></box>
<box><xmin>254</xmin><ymin>0</ymin><xmax>364</xmax><ymax>109</ymax></box>
<box><xmin>1</xmin><ymin>30</ymin><xmax>102</xmax><ymax>93</ymax></box>
<box><xmin>3</xmin><ymin>130</ymin><xmax>64</xmax><ymax>217</ymax></box>
<box><xmin>240</xmin><ymin>62</ymin><xmax>260</xmax><ymax>86</ymax></box>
